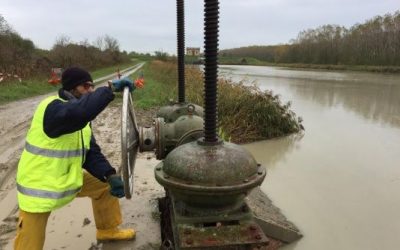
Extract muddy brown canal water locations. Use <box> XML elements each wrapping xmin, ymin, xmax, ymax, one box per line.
<box><xmin>220</xmin><ymin>65</ymin><xmax>400</xmax><ymax>250</ymax></box>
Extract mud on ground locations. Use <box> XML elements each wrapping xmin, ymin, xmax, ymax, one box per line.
<box><xmin>0</xmin><ymin>95</ymin><xmax>295</xmax><ymax>250</ymax></box>
<box><xmin>0</xmin><ymin>96</ymin><xmax>165</xmax><ymax>249</ymax></box>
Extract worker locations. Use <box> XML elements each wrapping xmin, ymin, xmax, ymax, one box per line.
<box><xmin>14</xmin><ymin>67</ymin><xmax>136</xmax><ymax>250</ymax></box>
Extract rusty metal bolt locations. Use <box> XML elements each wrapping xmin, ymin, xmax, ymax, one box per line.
<box><xmin>186</xmin><ymin>238</ymin><xmax>193</xmax><ymax>245</ymax></box>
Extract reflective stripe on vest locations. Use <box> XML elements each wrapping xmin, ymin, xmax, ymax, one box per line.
<box><xmin>25</xmin><ymin>141</ymin><xmax>86</xmax><ymax>158</ymax></box>
<box><xmin>16</xmin><ymin>95</ymin><xmax>91</xmax><ymax>213</ymax></box>
<box><xmin>17</xmin><ymin>183</ymin><xmax>81</xmax><ymax>199</ymax></box>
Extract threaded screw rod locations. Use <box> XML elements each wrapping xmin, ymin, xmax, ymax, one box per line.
<box><xmin>177</xmin><ymin>0</ymin><xmax>185</xmax><ymax>103</ymax></box>
<box><xmin>203</xmin><ymin>0</ymin><xmax>219</xmax><ymax>143</ymax></box>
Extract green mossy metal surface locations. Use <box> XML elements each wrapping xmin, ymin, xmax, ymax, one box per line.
<box><xmin>157</xmin><ymin>102</ymin><xmax>204</xmax><ymax>123</ymax></box>
<box><xmin>155</xmin><ymin>115</ymin><xmax>204</xmax><ymax>159</ymax></box>
<box><xmin>163</xmin><ymin>141</ymin><xmax>259</xmax><ymax>185</ymax></box>
<box><xmin>155</xmin><ymin>141</ymin><xmax>266</xmax><ymax>208</ymax></box>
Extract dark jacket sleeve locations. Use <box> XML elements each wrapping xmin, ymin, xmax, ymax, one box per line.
<box><xmin>83</xmin><ymin>135</ymin><xmax>116</xmax><ymax>182</ymax></box>
<box><xmin>43</xmin><ymin>87</ymin><xmax>114</xmax><ymax>137</ymax></box>
<box><xmin>43</xmin><ymin>86</ymin><xmax>116</xmax><ymax>182</ymax></box>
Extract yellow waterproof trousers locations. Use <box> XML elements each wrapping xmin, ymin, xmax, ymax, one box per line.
<box><xmin>14</xmin><ymin>171</ymin><xmax>122</xmax><ymax>250</ymax></box>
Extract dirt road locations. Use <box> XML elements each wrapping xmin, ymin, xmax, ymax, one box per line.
<box><xmin>0</xmin><ymin>64</ymin><xmax>167</xmax><ymax>249</ymax></box>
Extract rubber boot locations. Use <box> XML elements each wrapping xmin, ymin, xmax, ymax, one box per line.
<box><xmin>96</xmin><ymin>227</ymin><xmax>136</xmax><ymax>241</ymax></box>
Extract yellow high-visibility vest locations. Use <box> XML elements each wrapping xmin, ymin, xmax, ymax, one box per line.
<box><xmin>16</xmin><ymin>95</ymin><xmax>91</xmax><ymax>212</ymax></box>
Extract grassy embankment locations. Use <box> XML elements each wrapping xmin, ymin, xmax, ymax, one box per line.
<box><xmin>218</xmin><ymin>55</ymin><xmax>400</xmax><ymax>73</ymax></box>
<box><xmin>131</xmin><ymin>61</ymin><xmax>302</xmax><ymax>143</ymax></box>
<box><xmin>0</xmin><ymin>61</ymin><xmax>139</xmax><ymax>105</ymax></box>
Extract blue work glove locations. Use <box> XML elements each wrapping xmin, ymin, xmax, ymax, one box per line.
<box><xmin>111</xmin><ymin>77</ymin><xmax>135</xmax><ymax>92</ymax></box>
<box><xmin>107</xmin><ymin>174</ymin><xmax>125</xmax><ymax>198</ymax></box>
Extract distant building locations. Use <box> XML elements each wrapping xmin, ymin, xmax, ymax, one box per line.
<box><xmin>186</xmin><ymin>47</ymin><xmax>200</xmax><ymax>56</ymax></box>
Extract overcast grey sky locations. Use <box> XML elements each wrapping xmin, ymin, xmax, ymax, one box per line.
<box><xmin>0</xmin><ymin>0</ymin><xmax>398</xmax><ymax>54</ymax></box>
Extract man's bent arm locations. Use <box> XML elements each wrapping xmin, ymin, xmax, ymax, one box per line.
<box><xmin>43</xmin><ymin>87</ymin><xmax>114</xmax><ymax>138</ymax></box>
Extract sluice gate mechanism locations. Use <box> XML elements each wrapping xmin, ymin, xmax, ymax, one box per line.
<box><xmin>120</xmin><ymin>0</ymin><xmax>301</xmax><ymax>249</ymax></box>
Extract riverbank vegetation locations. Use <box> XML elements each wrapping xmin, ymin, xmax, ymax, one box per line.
<box><xmin>133</xmin><ymin>61</ymin><xmax>303</xmax><ymax>143</ymax></box>
<box><xmin>0</xmin><ymin>62</ymin><xmax>137</xmax><ymax>105</ymax></box>
<box><xmin>220</xmin><ymin>11</ymin><xmax>400</xmax><ymax>73</ymax></box>
<box><xmin>0</xmin><ymin>14</ymin><xmax>138</xmax><ymax>104</ymax></box>
<box><xmin>0</xmin><ymin>14</ymin><xmax>130</xmax><ymax>80</ymax></box>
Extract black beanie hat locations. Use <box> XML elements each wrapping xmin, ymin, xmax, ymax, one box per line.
<box><xmin>61</xmin><ymin>67</ymin><xmax>93</xmax><ymax>90</ymax></box>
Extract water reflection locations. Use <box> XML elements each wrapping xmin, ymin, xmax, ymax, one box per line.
<box><xmin>244</xmin><ymin>133</ymin><xmax>304</xmax><ymax>169</ymax></box>
<box><xmin>221</xmin><ymin>65</ymin><xmax>400</xmax><ymax>128</ymax></box>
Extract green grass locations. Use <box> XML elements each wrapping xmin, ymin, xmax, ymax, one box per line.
<box><xmin>90</xmin><ymin>60</ymin><xmax>139</xmax><ymax>79</ymax></box>
<box><xmin>130</xmin><ymin>61</ymin><xmax>303</xmax><ymax>143</ymax></box>
<box><xmin>0</xmin><ymin>61</ymin><xmax>140</xmax><ymax>105</ymax></box>
<box><xmin>184</xmin><ymin>64</ymin><xmax>303</xmax><ymax>143</ymax></box>
<box><xmin>0</xmin><ymin>77</ymin><xmax>57</xmax><ymax>104</ymax></box>
<box><xmin>130</xmin><ymin>62</ymin><xmax>177</xmax><ymax>109</ymax></box>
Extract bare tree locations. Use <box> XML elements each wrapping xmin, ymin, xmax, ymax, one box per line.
<box><xmin>53</xmin><ymin>35</ymin><xmax>71</xmax><ymax>48</ymax></box>
<box><xmin>93</xmin><ymin>36</ymin><xmax>104</xmax><ymax>51</ymax></box>
<box><xmin>103</xmin><ymin>35</ymin><xmax>120</xmax><ymax>52</ymax></box>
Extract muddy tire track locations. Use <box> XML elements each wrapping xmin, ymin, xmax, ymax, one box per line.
<box><xmin>0</xmin><ymin>64</ymin><xmax>146</xmax><ymax>248</ymax></box>
<box><xmin>0</xmin><ymin>94</ymin><xmax>53</xmax><ymax>248</ymax></box>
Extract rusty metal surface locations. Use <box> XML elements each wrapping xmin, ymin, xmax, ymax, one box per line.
<box><xmin>172</xmin><ymin>197</ymin><xmax>253</xmax><ymax>222</ymax></box>
<box><xmin>177</xmin><ymin>222</ymin><xmax>269</xmax><ymax>249</ymax></box>
<box><xmin>159</xmin><ymin>195</ymin><xmax>270</xmax><ymax>250</ymax></box>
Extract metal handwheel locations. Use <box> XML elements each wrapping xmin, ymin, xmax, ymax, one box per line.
<box><xmin>121</xmin><ymin>86</ymin><xmax>139</xmax><ymax>199</ymax></box>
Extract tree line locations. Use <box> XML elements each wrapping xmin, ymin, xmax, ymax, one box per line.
<box><xmin>221</xmin><ymin>11</ymin><xmax>400</xmax><ymax>66</ymax></box>
<box><xmin>0</xmin><ymin>14</ymin><xmax>129</xmax><ymax>78</ymax></box>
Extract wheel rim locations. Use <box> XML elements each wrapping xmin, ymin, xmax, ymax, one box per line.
<box><xmin>121</xmin><ymin>87</ymin><xmax>139</xmax><ymax>199</ymax></box>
